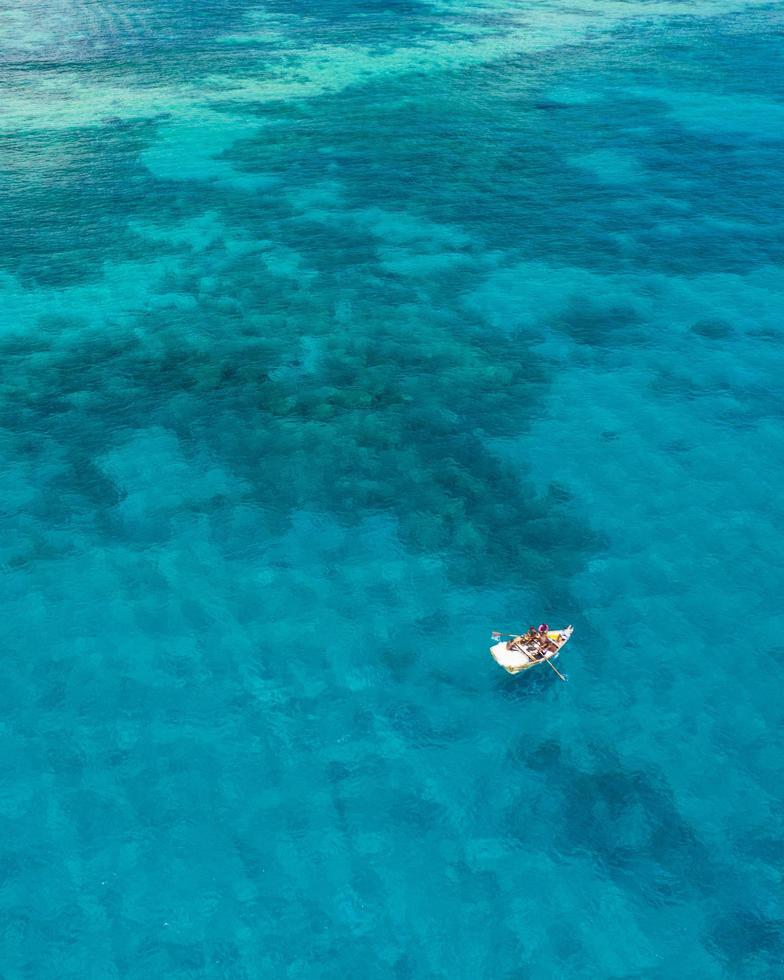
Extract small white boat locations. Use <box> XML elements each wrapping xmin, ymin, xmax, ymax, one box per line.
<box><xmin>490</xmin><ymin>626</ymin><xmax>573</xmax><ymax>675</ymax></box>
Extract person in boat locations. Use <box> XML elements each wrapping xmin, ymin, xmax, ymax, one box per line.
<box><xmin>508</xmin><ymin>628</ymin><xmax>538</xmax><ymax>654</ymax></box>
<box><xmin>534</xmin><ymin>624</ymin><xmax>551</xmax><ymax>658</ymax></box>
<box><xmin>508</xmin><ymin>626</ymin><xmax>537</xmax><ymax>659</ymax></box>
<box><xmin>506</xmin><ymin>626</ymin><xmax>536</xmax><ymax>650</ymax></box>
<box><xmin>518</xmin><ymin>637</ymin><xmax>538</xmax><ymax>657</ymax></box>
<box><xmin>539</xmin><ymin>624</ymin><xmax>560</xmax><ymax>655</ymax></box>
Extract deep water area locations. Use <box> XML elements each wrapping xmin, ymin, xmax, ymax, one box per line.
<box><xmin>1</xmin><ymin>1</ymin><xmax>783</xmax><ymax>976</ymax></box>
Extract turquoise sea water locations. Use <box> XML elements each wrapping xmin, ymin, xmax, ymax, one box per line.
<box><xmin>2</xmin><ymin>1</ymin><xmax>783</xmax><ymax>976</ymax></box>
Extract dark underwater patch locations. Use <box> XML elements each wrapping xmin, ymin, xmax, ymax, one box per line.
<box><xmin>0</xmin><ymin>122</ymin><xmax>170</xmax><ymax>288</ymax></box>
<box><xmin>213</xmin><ymin>19</ymin><xmax>784</xmax><ymax>280</ymax></box>
<box><xmin>707</xmin><ymin>909</ymin><xmax>784</xmax><ymax>974</ymax></box>
<box><xmin>691</xmin><ymin>318</ymin><xmax>734</xmax><ymax>340</ymax></box>
<box><xmin>0</xmin><ymin>235</ymin><xmax>603</xmax><ymax>595</ymax></box>
<box><xmin>551</xmin><ymin>300</ymin><xmax>643</xmax><ymax>348</ymax></box>
<box><xmin>504</xmin><ymin>741</ymin><xmax>719</xmax><ymax>909</ymax></box>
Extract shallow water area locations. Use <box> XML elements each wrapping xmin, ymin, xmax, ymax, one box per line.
<box><xmin>1</xmin><ymin>0</ymin><xmax>783</xmax><ymax>976</ymax></box>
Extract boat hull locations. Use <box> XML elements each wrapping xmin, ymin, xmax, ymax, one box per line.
<box><xmin>490</xmin><ymin>626</ymin><xmax>573</xmax><ymax>675</ymax></box>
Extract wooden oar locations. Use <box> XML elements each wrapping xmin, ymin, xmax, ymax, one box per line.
<box><xmin>542</xmin><ymin>653</ymin><xmax>567</xmax><ymax>682</ymax></box>
<box><xmin>529</xmin><ymin>633</ymin><xmax>568</xmax><ymax>682</ymax></box>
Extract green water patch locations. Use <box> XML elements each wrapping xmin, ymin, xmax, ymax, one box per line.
<box><xmin>0</xmin><ymin>272</ymin><xmax>601</xmax><ymax>598</ymax></box>
<box><xmin>0</xmin><ymin>120</ymin><xmax>174</xmax><ymax>288</ymax></box>
<box><xmin>211</xmin><ymin>32</ymin><xmax>783</xmax><ymax>281</ymax></box>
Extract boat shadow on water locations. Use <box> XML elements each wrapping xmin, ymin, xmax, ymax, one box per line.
<box><xmin>493</xmin><ymin>669</ymin><xmax>561</xmax><ymax>702</ymax></box>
